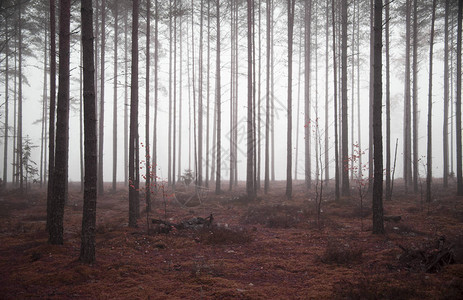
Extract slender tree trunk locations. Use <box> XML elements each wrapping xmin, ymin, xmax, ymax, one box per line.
<box><xmin>3</xmin><ymin>17</ymin><xmax>9</xmax><ymax>188</ymax></box>
<box><xmin>153</xmin><ymin>0</ymin><xmax>158</xmax><ymax>186</ymax></box>
<box><xmin>257</xmin><ymin>0</ymin><xmax>262</xmax><ymax>190</ymax></box>
<box><xmin>41</xmin><ymin>28</ymin><xmax>48</xmax><ymax>189</ymax></box>
<box><xmin>112</xmin><ymin>2</ymin><xmax>118</xmax><ymax>192</ymax></box>
<box><xmin>168</xmin><ymin>0</ymin><xmax>172</xmax><ymax>186</ymax></box>
<box><xmin>264</xmin><ymin>0</ymin><xmax>270</xmax><ymax>194</ymax></box>
<box><xmin>270</xmin><ymin>0</ymin><xmax>275</xmax><ymax>182</ymax></box>
<box><xmin>49</xmin><ymin>0</ymin><xmax>71</xmax><ymax>244</ymax></box>
<box><xmin>124</xmin><ymin>6</ymin><xmax>129</xmax><ymax>184</ymax></box>
<box><xmin>80</xmin><ymin>36</ymin><xmax>84</xmax><ymax>192</ymax></box>
<box><xmin>412</xmin><ymin>0</ymin><xmax>418</xmax><ymax>193</ymax></box>
<box><xmin>403</xmin><ymin>0</ymin><xmax>411</xmax><ymax>191</ymax></box>
<box><xmin>456</xmin><ymin>0</ymin><xmax>462</xmax><ymax>195</ymax></box>
<box><xmin>286</xmin><ymin>0</ymin><xmax>296</xmax><ymax>199</ymax></box>
<box><xmin>341</xmin><ymin>0</ymin><xmax>349</xmax><ymax>196</ymax></box>
<box><xmin>198</xmin><ymin>0</ymin><xmax>204</xmax><ymax>187</ymax></box>
<box><xmin>206</xmin><ymin>0</ymin><xmax>210</xmax><ymax>188</ymax></box>
<box><xmin>295</xmin><ymin>17</ymin><xmax>302</xmax><ymax>181</ymax></box>
<box><xmin>178</xmin><ymin>14</ymin><xmax>183</xmax><ymax>186</ymax></box>
<box><xmin>332</xmin><ymin>0</ymin><xmax>340</xmax><ymax>201</ymax></box>
<box><xmin>372</xmin><ymin>0</ymin><xmax>384</xmax><ymax>234</ymax></box>
<box><xmin>324</xmin><ymin>0</ymin><xmax>329</xmax><ymax>184</ymax></box>
<box><xmin>215</xmin><ymin>0</ymin><xmax>221</xmax><ymax>195</ymax></box>
<box><xmin>385</xmin><ymin>0</ymin><xmax>391</xmax><ymax>200</ymax></box>
<box><xmin>356</xmin><ymin>0</ymin><xmax>362</xmax><ymax>180</ymax></box>
<box><xmin>305</xmin><ymin>0</ymin><xmax>312</xmax><ymax>190</ymax></box>
<box><xmin>46</xmin><ymin>0</ymin><xmax>56</xmax><ymax>230</ymax></box>
<box><xmin>80</xmin><ymin>0</ymin><xmax>98</xmax><ymax>264</ymax></box>
<box><xmin>443</xmin><ymin>0</ymin><xmax>450</xmax><ymax>188</ymax></box>
<box><xmin>368</xmin><ymin>0</ymin><xmax>374</xmax><ymax>190</ymax></box>
<box><xmin>17</xmin><ymin>3</ymin><xmax>23</xmax><ymax>192</ymax></box>
<box><xmin>229</xmin><ymin>0</ymin><xmax>235</xmax><ymax>190</ymax></box>
<box><xmin>145</xmin><ymin>0</ymin><xmax>151</xmax><ymax>211</ymax></box>
<box><xmin>247</xmin><ymin>0</ymin><xmax>255</xmax><ymax>199</ymax></box>
<box><xmin>426</xmin><ymin>0</ymin><xmax>436</xmax><ymax>203</ymax></box>
<box><xmin>172</xmin><ymin>0</ymin><xmax>177</xmax><ymax>187</ymax></box>
<box><xmin>129</xmin><ymin>0</ymin><xmax>140</xmax><ymax>227</ymax></box>
<box><xmin>98</xmin><ymin>0</ymin><xmax>106</xmax><ymax>195</ymax></box>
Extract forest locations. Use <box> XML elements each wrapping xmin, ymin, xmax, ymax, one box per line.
<box><xmin>0</xmin><ymin>0</ymin><xmax>463</xmax><ymax>298</ymax></box>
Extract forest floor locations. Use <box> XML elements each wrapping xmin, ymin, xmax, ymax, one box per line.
<box><xmin>0</xmin><ymin>180</ymin><xmax>463</xmax><ymax>299</ymax></box>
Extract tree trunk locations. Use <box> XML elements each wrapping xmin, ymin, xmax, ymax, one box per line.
<box><xmin>403</xmin><ymin>0</ymin><xmax>411</xmax><ymax>191</ymax></box>
<box><xmin>264</xmin><ymin>0</ymin><xmax>271</xmax><ymax>194</ymax></box>
<box><xmin>98</xmin><ymin>0</ymin><xmax>106</xmax><ymax>195</ymax></box>
<box><xmin>46</xmin><ymin>0</ymin><xmax>56</xmax><ymax>230</ymax></box>
<box><xmin>172</xmin><ymin>0</ymin><xmax>177</xmax><ymax>187</ymax></box>
<box><xmin>124</xmin><ymin>6</ymin><xmax>129</xmax><ymax>185</ymax></box>
<box><xmin>145</xmin><ymin>0</ymin><xmax>151</xmax><ymax>211</ymax></box>
<box><xmin>129</xmin><ymin>0</ymin><xmax>139</xmax><ymax>227</ymax></box>
<box><xmin>247</xmin><ymin>0</ymin><xmax>255</xmax><ymax>199</ymax></box>
<box><xmin>18</xmin><ymin>3</ymin><xmax>23</xmax><ymax>192</ymax></box>
<box><xmin>153</xmin><ymin>0</ymin><xmax>159</xmax><ymax>187</ymax></box>
<box><xmin>412</xmin><ymin>0</ymin><xmax>418</xmax><ymax>193</ymax></box>
<box><xmin>385</xmin><ymin>0</ymin><xmax>391</xmax><ymax>200</ymax></box>
<box><xmin>305</xmin><ymin>0</ymin><xmax>312</xmax><ymax>190</ymax></box>
<box><xmin>3</xmin><ymin>17</ymin><xmax>9</xmax><ymax>188</ymax></box>
<box><xmin>79</xmin><ymin>0</ymin><xmax>98</xmax><ymax>264</ymax></box>
<box><xmin>168</xmin><ymin>0</ymin><xmax>172</xmax><ymax>186</ymax></box>
<box><xmin>49</xmin><ymin>0</ymin><xmax>71</xmax><ymax>244</ymax></box>
<box><xmin>426</xmin><ymin>0</ymin><xmax>436</xmax><ymax>203</ymax></box>
<box><xmin>331</xmin><ymin>0</ymin><xmax>340</xmax><ymax>201</ymax></box>
<box><xmin>456</xmin><ymin>0</ymin><xmax>462</xmax><ymax>195</ymax></box>
<box><xmin>215</xmin><ymin>0</ymin><xmax>221</xmax><ymax>195</ymax></box>
<box><xmin>372</xmin><ymin>0</ymin><xmax>384</xmax><ymax>235</ymax></box>
<box><xmin>41</xmin><ymin>28</ymin><xmax>48</xmax><ymax>189</ymax></box>
<box><xmin>443</xmin><ymin>0</ymin><xmax>449</xmax><ymax>188</ymax></box>
<box><xmin>324</xmin><ymin>0</ymin><xmax>329</xmax><ymax>184</ymax></box>
<box><xmin>198</xmin><ymin>0</ymin><xmax>204</xmax><ymax>187</ymax></box>
<box><xmin>341</xmin><ymin>0</ymin><xmax>349</xmax><ymax>196</ymax></box>
<box><xmin>205</xmin><ymin>0</ymin><xmax>210</xmax><ymax>188</ymax></box>
<box><xmin>286</xmin><ymin>0</ymin><xmax>296</xmax><ymax>199</ymax></box>
<box><xmin>112</xmin><ymin>2</ymin><xmax>118</xmax><ymax>192</ymax></box>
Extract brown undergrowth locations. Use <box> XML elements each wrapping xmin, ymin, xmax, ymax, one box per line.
<box><xmin>0</xmin><ymin>180</ymin><xmax>462</xmax><ymax>299</ymax></box>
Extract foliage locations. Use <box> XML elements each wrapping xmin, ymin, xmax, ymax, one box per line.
<box><xmin>181</xmin><ymin>169</ymin><xmax>195</xmax><ymax>187</ymax></box>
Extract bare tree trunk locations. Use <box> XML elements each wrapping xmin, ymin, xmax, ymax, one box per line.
<box><xmin>341</xmin><ymin>0</ymin><xmax>349</xmax><ymax>196</ymax></box>
<box><xmin>286</xmin><ymin>0</ymin><xmax>296</xmax><ymax>199</ymax></box>
<box><xmin>443</xmin><ymin>0</ymin><xmax>450</xmax><ymax>188</ymax></box>
<box><xmin>412</xmin><ymin>0</ymin><xmax>419</xmax><ymax>193</ymax></box>
<box><xmin>305</xmin><ymin>0</ymin><xmax>312</xmax><ymax>190</ymax></box>
<box><xmin>257</xmin><ymin>0</ymin><xmax>262</xmax><ymax>190</ymax></box>
<box><xmin>98</xmin><ymin>0</ymin><xmax>106</xmax><ymax>195</ymax></box>
<box><xmin>3</xmin><ymin>17</ymin><xmax>9</xmax><ymax>188</ymax></box>
<box><xmin>80</xmin><ymin>36</ymin><xmax>84</xmax><ymax>193</ymax></box>
<box><xmin>168</xmin><ymin>0</ymin><xmax>172</xmax><ymax>186</ymax></box>
<box><xmin>247</xmin><ymin>0</ymin><xmax>255</xmax><ymax>199</ymax></box>
<box><xmin>41</xmin><ymin>28</ymin><xmax>48</xmax><ymax>189</ymax></box>
<box><xmin>264</xmin><ymin>0</ymin><xmax>270</xmax><ymax>194</ymax></box>
<box><xmin>46</xmin><ymin>0</ymin><xmax>56</xmax><ymax>230</ymax></box>
<box><xmin>198</xmin><ymin>0</ymin><xmax>204</xmax><ymax>187</ymax></box>
<box><xmin>331</xmin><ymin>0</ymin><xmax>340</xmax><ymax>201</ymax></box>
<box><xmin>456</xmin><ymin>0</ymin><xmax>462</xmax><ymax>195</ymax></box>
<box><xmin>205</xmin><ymin>0</ymin><xmax>210</xmax><ymax>188</ymax></box>
<box><xmin>403</xmin><ymin>0</ymin><xmax>411</xmax><ymax>191</ymax></box>
<box><xmin>229</xmin><ymin>0</ymin><xmax>235</xmax><ymax>191</ymax></box>
<box><xmin>215</xmin><ymin>0</ymin><xmax>221</xmax><ymax>195</ymax></box>
<box><xmin>172</xmin><ymin>0</ymin><xmax>177</xmax><ymax>187</ymax></box>
<box><xmin>124</xmin><ymin>6</ymin><xmax>128</xmax><ymax>184</ymax></box>
<box><xmin>385</xmin><ymin>0</ymin><xmax>391</xmax><ymax>200</ymax></box>
<box><xmin>426</xmin><ymin>0</ymin><xmax>436</xmax><ymax>203</ymax></box>
<box><xmin>80</xmin><ymin>0</ymin><xmax>98</xmax><ymax>264</ymax></box>
<box><xmin>178</xmin><ymin>14</ymin><xmax>183</xmax><ymax>185</ymax></box>
<box><xmin>17</xmin><ymin>3</ymin><xmax>23</xmax><ymax>192</ymax></box>
<box><xmin>372</xmin><ymin>0</ymin><xmax>384</xmax><ymax>234</ymax></box>
<box><xmin>324</xmin><ymin>0</ymin><xmax>329</xmax><ymax>184</ymax></box>
<box><xmin>49</xmin><ymin>0</ymin><xmax>71</xmax><ymax>244</ymax></box>
<box><xmin>112</xmin><ymin>1</ymin><xmax>118</xmax><ymax>192</ymax></box>
<box><xmin>129</xmin><ymin>0</ymin><xmax>140</xmax><ymax>227</ymax></box>
<box><xmin>145</xmin><ymin>0</ymin><xmax>151</xmax><ymax>211</ymax></box>
<box><xmin>153</xmin><ymin>0</ymin><xmax>159</xmax><ymax>186</ymax></box>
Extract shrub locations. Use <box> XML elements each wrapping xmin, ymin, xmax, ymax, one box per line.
<box><xmin>320</xmin><ymin>241</ymin><xmax>363</xmax><ymax>265</ymax></box>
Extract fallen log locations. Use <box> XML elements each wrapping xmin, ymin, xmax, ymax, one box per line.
<box><xmin>152</xmin><ymin>214</ymin><xmax>214</xmax><ymax>233</ymax></box>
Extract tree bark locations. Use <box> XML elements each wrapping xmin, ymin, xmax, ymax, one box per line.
<box><xmin>129</xmin><ymin>0</ymin><xmax>139</xmax><ymax>227</ymax></box>
<box><xmin>286</xmin><ymin>0</ymin><xmax>296</xmax><ymax>199</ymax></box>
<box><xmin>372</xmin><ymin>0</ymin><xmax>384</xmax><ymax>234</ymax></box>
<box><xmin>215</xmin><ymin>0</ymin><xmax>221</xmax><ymax>195</ymax></box>
<box><xmin>412</xmin><ymin>0</ymin><xmax>418</xmax><ymax>193</ymax></box>
<box><xmin>247</xmin><ymin>0</ymin><xmax>255</xmax><ymax>199</ymax></box>
<box><xmin>426</xmin><ymin>0</ymin><xmax>436</xmax><ymax>203</ymax></box>
<box><xmin>98</xmin><ymin>0</ymin><xmax>106</xmax><ymax>195</ymax></box>
<box><xmin>443</xmin><ymin>0</ymin><xmax>449</xmax><ymax>188</ymax></box>
<box><xmin>80</xmin><ymin>0</ymin><xmax>98</xmax><ymax>264</ymax></box>
<box><xmin>456</xmin><ymin>0</ymin><xmax>462</xmax><ymax>195</ymax></box>
<box><xmin>46</xmin><ymin>0</ymin><xmax>56</xmax><ymax>231</ymax></box>
<box><xmin>112</xmin><ymin>2</ymin><xmax>118</xmax><ymax>192</ymax></box>
<box><xmin>331</xmin><ymin>0</ymin><xmax>340</xmax><ymax>201</ymax></box>
<box><xmin>145</xmin><ymin>0</ymin><xmax>151</xmax><ymax>211</ymax></box>
<box><xmin>341</xmin><ymin>0</ymin><xmax>349</xmax><ymax>196</ymax></box>
<box><xmin>49</xmin><ymin>0</ymin><xmax>71</xmax><ymax>244</ymax></box>
<box><xmin>385</xmin><ymin>0</ymin><xmax>391</xmax><ymax>200</ymax></box>
<box><xmin>305</xmin><ymin>0</ymin><xmax>312</xmax><ymax>190</ymax></box>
